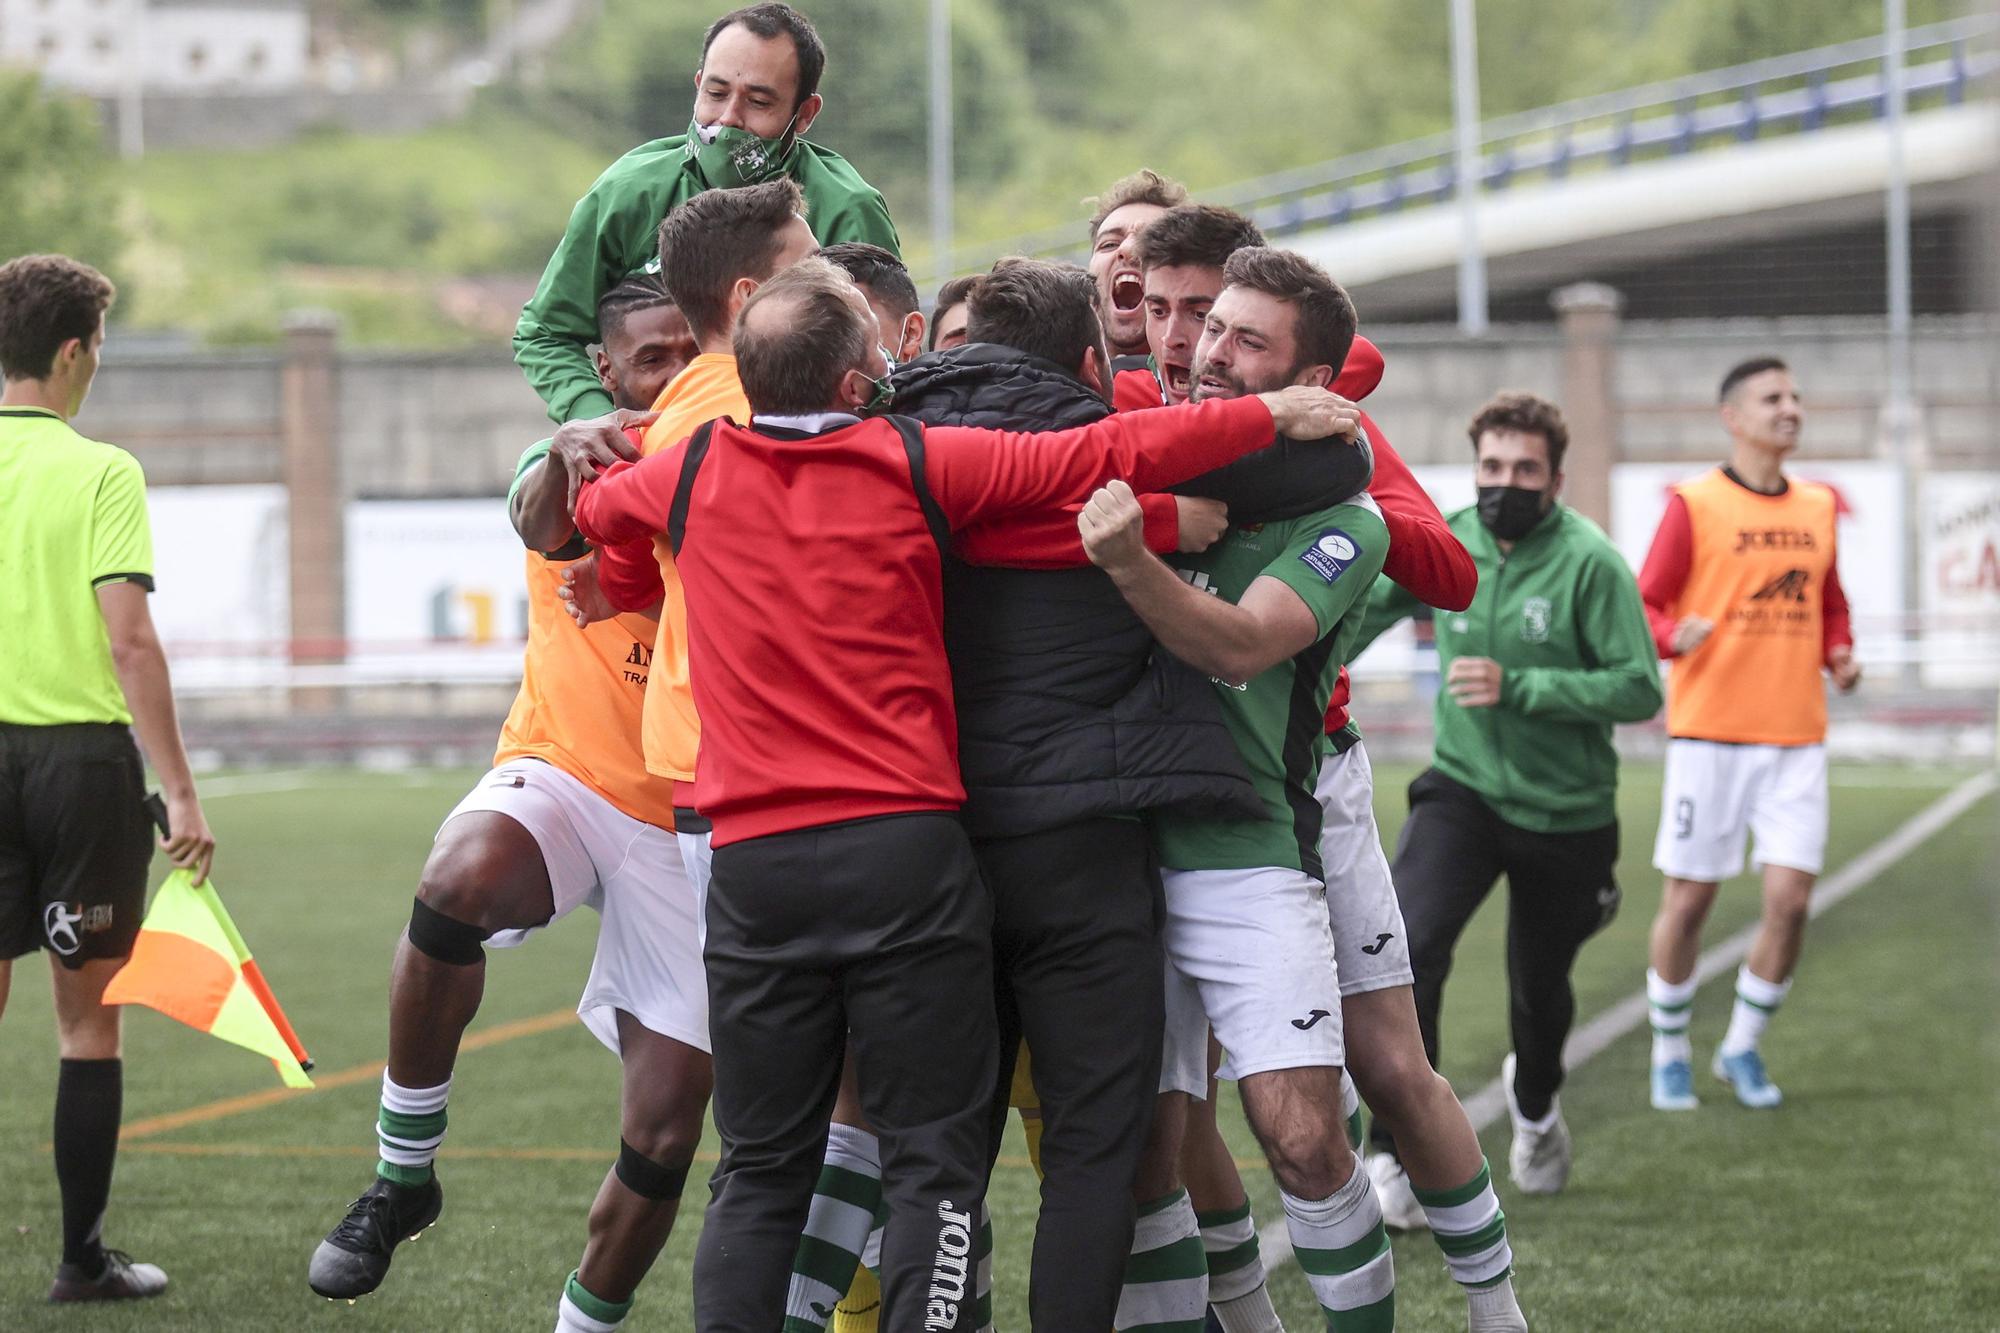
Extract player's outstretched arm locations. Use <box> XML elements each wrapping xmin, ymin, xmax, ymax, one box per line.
<box><xmin>1079</xmin><ymin>481</ymin><xmax>1320</xmax><ymax>685</ymax></box>
<box><xmin>510</xmin><ymin>411</ymin><xmax>656</xmax><ymax>554</ymax></box>
<box><xmin>97</xmin><ymin>582</ymin><xmax>215</xmax><ymax>884</ymax></box>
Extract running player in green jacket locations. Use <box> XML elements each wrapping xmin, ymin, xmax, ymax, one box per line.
<box><xmin>513</xmin><ymin>3</ymin><xmax>900</xmax><ymax>424</ymax></box>
<box><xmin>1355</xmin><ymin>391</ymin><xmax>1662</xmax><ymax>1205</ymax></box>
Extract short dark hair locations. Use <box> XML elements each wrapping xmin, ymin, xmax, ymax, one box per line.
<box><xmin>1719</xmin><ymin>355</ymin><xmax>1790</xmax><ymax>402</ymax></box>
<box><xmin>657</xmin><ymin>177</ymin><xmax>807</xmax><ymax>341</ymax></box>
<box><xmin>820</xmin><ymin>242</ymin><xmax>919</xmax><ymax>320</ymax></box>
<box><xmin>1085</xmin><ymin>169</ymin><xmax>1189</xmax><ymax>241</ymax></box>
<box><xmin>595</xmin><ymin>272</ymin><xmax>676</xmax><ymax>343</ymax></box>
<box><xmin>928</xmin><ymin>275</ymin><xmax>977</xmax><ymax>350</ymax></box>
<box><xmin>0</xmin><ymin>254</ymin><xmax>115</xmax><ymax>382</ymax></box>
<box><xmin>1467</xmin><ymin>391</ymin><xmax>1570</xmax><ymax>474</ymax></box>
<box><xmin>965</xmin><ymin>258</ymin><xmax>1104</xmax><ymax>374</ymax></box>
<box><xmin>700</xmin><ymin>3</ymin><xmax>826</xmax><ymax>106</ymax></box>
<box><xmin>1133</xmin><ymin>204</ymin><xmax>1266</xmax><ymax>273</ymax></box>
<box><xmin>734</xmin><ymin>257</ymin><xmax>870</xmax><ymax>416</ymax></box>
<box><xmin>1220</xmin><ymin>247</ymin><xmax>1356</xmax><ymax>379</ymax></box>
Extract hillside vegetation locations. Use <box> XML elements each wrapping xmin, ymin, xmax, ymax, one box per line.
<box><xmin>0</xmin><ymin>0</ymin><xmax>1967</xmax><ymax>345</ymax></box>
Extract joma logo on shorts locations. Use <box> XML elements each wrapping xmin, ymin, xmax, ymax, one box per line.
<box><xmin>925</xmin><ymin>1200</ymin><xmax>974</xmax><ymax>1330</ymax></box>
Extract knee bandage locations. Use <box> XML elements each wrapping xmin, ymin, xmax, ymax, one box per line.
<box><xmin>407</xmin><ymin>898</ymin><xmax>489</xmax><ymax>966</ymax></box>
<box><xmin>615</xmin><ymin>1138</ymin><xmax>688</xmax><ymax>1201</ymax></box>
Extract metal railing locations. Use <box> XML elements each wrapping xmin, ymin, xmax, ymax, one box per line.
<box><xmin>927</xmin><ymin>15</ymin><xmax>1997</xmax><ymax>285</ymax></box>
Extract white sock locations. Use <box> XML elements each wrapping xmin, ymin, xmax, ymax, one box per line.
<box><xmin>1719</xmin><ymin>966</ymin><xmax>1791</xmax><ymax>1056</ymax></box>
<box><xmin>1282</xmin><ymin>1158</ymin><xmax>1394</xmax><ymax>1326</ymax></box>
<box><xmin>1116</xmin><ymin>1189</ymin><xmax>1207</xmax><ymax>1330</ymax></box>
<box><xmin>1467</xmin><ymin>1273</ymin><xmax>1529</xmax><ymax>1333</ymax></box>
<box><xmin>555</xmin><ymin>1293</ymin><xmax>621</xmax><ymax>1333</ymax></box>
<box><xmin>376</xmin><ymin>1073</ymin><xmax>450</xmax><ymax>1182</ymax></box>
<box><xmin>1646</xmin><ymin>969</ymin><xmax>1697</xmax><ymax>1066</ymax></box>
<box><xmin>1213</xmin><ymin>1286</ymin><xmax>1287</xmax><ymax>1333</ymax></box>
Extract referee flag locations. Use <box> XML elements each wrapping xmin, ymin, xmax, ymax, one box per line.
<box><xmin>103</xmin><ymin>869</ymin><xmax>315</xmax><ymax>1090</ymax></box>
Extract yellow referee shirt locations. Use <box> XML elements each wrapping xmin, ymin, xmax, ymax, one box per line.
<box><xmin>0</xmin><ymin>407</ymin><xmax>154</xmax><ymax>725</ymax></box>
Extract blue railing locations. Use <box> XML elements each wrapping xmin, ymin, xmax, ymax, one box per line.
<box><xmin>930</xmin><ymin>15</ymin><xmax>1996</xmax><ymax>283</ymax></box>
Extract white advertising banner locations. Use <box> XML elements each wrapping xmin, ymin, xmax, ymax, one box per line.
<box><xmin>148</xmin><ymin>485</ymin><xmax>290</xmax><ymax>688</ymax></box>
<box><xmin>1610</xmin><ymin>460</ymin><xmax>1906</xmax><ymax>662</ymax></box>
<box><xmin>345</xmin><ymin>498</ymin><xmax>532</xmax><ymax>682</ymax></box>
<box><xmin>1919</xmin><ymin>472</ymin><xmax>2000</xmax><ymax>687</ymax></box>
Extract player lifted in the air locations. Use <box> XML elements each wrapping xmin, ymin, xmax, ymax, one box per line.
<box><xmin>1638</xmin><ymin>355</ymin><xmax>1860</xmax><ymax>1113</ymax></box>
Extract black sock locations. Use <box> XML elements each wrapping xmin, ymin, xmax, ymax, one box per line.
<box><xmin>54</xmin><ymin>1058</ymin><xmax>122</xmax><ymax>1270</ymax></box>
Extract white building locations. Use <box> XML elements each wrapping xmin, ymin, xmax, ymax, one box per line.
<box><xmin>0</xmin><ymin>0</ymin><xmax>310</xmax><ymax>95</ymax></box>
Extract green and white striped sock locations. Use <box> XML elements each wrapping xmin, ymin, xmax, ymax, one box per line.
<box><xmin>783</xmin><ymin>1123</ymin><xmax>881</xmax><ymax>1331</ymax></box>
<box><xmin>1647</xmin><ymin>969</ymin><xmax>1697</xmax><ymax>1066</ymax></box>
<box><xmin>1195</xmin><ymin>1200</ymin><xmax>1266</xmax><ymax>1303</ymax></box>
<box><xmin>1342</xmin><ymin>1071</ymin><xmax>1364</xmax><ymax>1152</ymax></box>
<box><xmin>1116</xmin><ymin>1189</ymin><xmax>1208</xmax><ymax>1331</ymax></box>
<box><xmin>555</xmin><ymin>1270</ymin><xmax>631</xmax><ymax>1333</ymax></box>
<box><xmin>375</xmin><ymin>1073</ymin><xmax>448</xmax><ymax>1188</ymax></box>
<box><xmin>1719</xmin><ymin>966</ymin><xmax>1790</xmax><ymax>1056</ymax></box>
<box><xmin>1285</xmin><ymin>1158</ymin><xmax>1395</xmax><ymax>1331</ymax></box>
<box><xmin>1414</xmin><ymin>1159</ymin><xmax>1512</xmax><ymax>1290</ymax></box>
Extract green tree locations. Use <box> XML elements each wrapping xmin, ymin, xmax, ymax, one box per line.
<box><xmin>0</xmin><ymin>74</ymin><xmax>127</xmax><ymax>290</ymax></box>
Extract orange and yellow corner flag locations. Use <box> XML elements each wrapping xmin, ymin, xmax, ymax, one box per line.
<box><xmin>102</xmin><ymin>870</ymin><xmax>314</xmax><ymax>1090</ymax></box>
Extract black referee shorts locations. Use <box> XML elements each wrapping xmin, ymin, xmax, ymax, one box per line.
<box><xmin>0</xmin><ymin>722</ymin><xmax>153</xmax><ymax>968</ymax></box>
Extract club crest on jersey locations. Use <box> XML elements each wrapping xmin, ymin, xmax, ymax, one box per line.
<box><xmin>1300</xmin><ymin>528</ymin><xmax>1358</xmax><ymax>584</ymax></box>
<box><xmin>1521</xmin><ymin>595</ymin><xmax>1553</xmax><ymax>644</ymax></box>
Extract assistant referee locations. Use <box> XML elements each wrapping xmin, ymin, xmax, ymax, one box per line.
<box><xmin>0</xmin><ymin>254</ymin><xmax>216</xmax><ymax>1303</ymax></box>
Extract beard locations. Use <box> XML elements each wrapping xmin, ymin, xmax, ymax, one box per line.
<box><xmin>1188</xmin><ymin>359</ymin><xmax>1250</xmax><ymax>403</ymax></box>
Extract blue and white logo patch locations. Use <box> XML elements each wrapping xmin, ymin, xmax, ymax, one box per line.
<box><xmin>1299</xmin><ymin>528</ymin><xmax>1359</xmax><ymax>583</ymax></box>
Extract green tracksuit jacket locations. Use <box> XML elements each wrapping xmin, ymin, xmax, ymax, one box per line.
<box><xmin>513</xmin><ymin>135</ymin><xmax>901</xmax><ymax>424</ymax></box>
<box><xmin>1355</xmin><ymin>502</ymin><xmax>1663</xmax><ymax>833</ymax></box>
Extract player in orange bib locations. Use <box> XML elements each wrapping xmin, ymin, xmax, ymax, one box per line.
<box><xmin>311</xmin><ymin>276</ymin><xmax>714</xmax><ymax>1333</ymax></box>
<box><xmin>1636</xmin><ymin>356</ymin><xmax>1860</xmax><ymax>1113</ymax></box>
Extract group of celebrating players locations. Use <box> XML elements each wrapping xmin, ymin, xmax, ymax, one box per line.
<box><xmin>0</xmin><ymin>3</ymin><xmax>1861</xmax><ymax>1330</ymax></box>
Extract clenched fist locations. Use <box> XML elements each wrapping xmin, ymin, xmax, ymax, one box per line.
<box><xmin>1175</xmin><ymin>496</ymin><xmax>1230</xmax><ymax>553</ymax></box>
<box><xmin>1079</xmin><ymin>480</ymin><xmax>1151</xmax><ymax>573</ymax></box>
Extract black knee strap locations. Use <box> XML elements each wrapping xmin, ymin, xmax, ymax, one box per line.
<box><xmin>615</xmin><ymin>1139</ymin><xmax>688</xmax><ymax>1201</ymax></box>
<box><xmin>407</xmin><ymin>898</ymin><xmax>488</xmax><ymax>966</ymax></box>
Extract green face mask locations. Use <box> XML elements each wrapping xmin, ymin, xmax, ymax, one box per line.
<box><xmin>860</xmin><ymin>346</ymin><xmax>896</xmax><ymax>416</ymax></box>
<box><xmin>685</xmin><ymin>114</ymin><xmax>799</xmax><ymax>189</ymax></box>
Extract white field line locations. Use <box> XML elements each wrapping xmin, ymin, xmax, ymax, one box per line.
<box><xmin>196</xmin><ymin>769</ymin><xmax>439</xmax><ymax>799</ymax></box>
<box><xmin>1260</xmin><ymin>767</ymin><xmax>1999</xmax><ymax>1274</ymax></box>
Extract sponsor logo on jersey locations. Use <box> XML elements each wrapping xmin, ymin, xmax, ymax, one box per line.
<box><xmin>1733</xmin><ymin>527</ymin><xmax>1817</xmax><ymax>553</ymax></box>
<box><xmin>1299</xmin><ymin>528</ymin><xmax>1358</xmax><ymax>583</ymax></box>
<box><xmin>1521</xmin><ymin>595</ymin><xmax>1553</xmax><ymax>644</ymax></box>
<box><xmin>1748</xmin><ymin>569</ymin><xmax>1811</xmax><ymax>603</ymax></box>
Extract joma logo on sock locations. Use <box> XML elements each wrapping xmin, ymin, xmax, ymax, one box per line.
<box><xmin>924</xmin><ymin>1200</ymin><xmax>973</xmax><ymax>1330</ymax></box>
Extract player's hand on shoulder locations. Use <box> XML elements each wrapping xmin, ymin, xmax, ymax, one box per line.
<box><xmin>552</xmin><ymin>410</ymin><xmax>656</xmax><ymax>496</ymax></box>
<box><xmin>1257</xmin><ymin>385</ymin><xmax>1361</xmax><ymax>443</ymax></box>
<box><xmin>1174</xmin><ymin>496</ymin><xmax>1230</xmax><ymax>553</ymax></box>
<box><xmin>557</xmin><ymin>553</ymin><xmax>616</xmax><ymax>629</ymax></box>
<box><xmin>162</xmin><ymin>793</ymin><xmax>216</xmax><ymax>885</ymax></box>
<box><xmin>1671</xmin><ymin>615</ymin><xmax>1714</xmax><ymax>657</ymax></box>
<box><xmin>1079</xmin><ymin>480</ymin><xmax>1151</xmax><ymax>573</ymax></box>
<box><xmin>1828</xmin><ymin>645</ymin><xmax>1862</xmax><ymax>693</ymax></box>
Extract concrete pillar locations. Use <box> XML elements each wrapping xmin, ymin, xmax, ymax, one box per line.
<box><xmin>281</xmin><ymin>312</ymin><xmax>342</xmax><ymax>710</ymax></box>
<box><xmin>1550</xmin><ymin>282</ymin><xmax>1623</xmax><ymax>529</ymax></box>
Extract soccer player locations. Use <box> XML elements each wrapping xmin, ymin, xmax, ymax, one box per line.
<box><xmin>929</xmin><ymin>275</ymin><xmax>977</xmax><ymax>352</ymax></box>
<box><xmin>1119</xmin><ymin>206</ymin><xmax>1502</xmax><ymax>1332</ymax></box>
<box><xmin>1356</xmin><ymin>392</ymin><xmax>1661</xmax><ymax>1206</ymax></box>
<box><xmin>1080</xmin><ymin>247</ymin><xmax>1400</xmax><ymax>1332</ymax></box>
<box><xmin>822</xmin><ymin>241</ymin><xmax>926</xmax><ymax>362</ymax></box>
<box><xmin>0</xmin><ymin>253</ymin><xmax>215</xmax><ymax>1304</ymax></box>
<box><xmin>572</xmin><ymin>256</ymin><xmax>1360</xmax><ymax>1331</ymax></box>
<box><xmin>514</xmin><ymin>1</ymin><xmax>898</xmax><ymax>424</ymax></box>
<box><xmin>307</xmin><ymin>278</ymin><xmax>711</xmax><ymax>1333</ymax></box>
<box><xmin>1639</xmin><ymin>357</ymin><xmax>1859</xmax><ymax>1111</ymax></box>
<box><xmin>1085</xmin><ymin>168</ymin><xmax>1188</xmax><ymax>363</ymax></box>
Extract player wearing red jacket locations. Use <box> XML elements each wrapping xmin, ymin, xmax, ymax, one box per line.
<box><xmin>1115</xmin><ymin>206</ymin><xmax>1516</xmax><ymax>1331</ymax></box>
<box><xmin>572</xmin><ymin>257</ymin><xmax>1364</xmax><ymax>1333</ymax></box>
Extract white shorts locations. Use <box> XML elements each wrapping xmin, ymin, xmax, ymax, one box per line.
<box><xmin>1316</xmin><ymin>740</ymin><xmax>1414</xmax><ymax>997</ymax></box>
<box><xmin>1653</xmin><ymin>739</ymin><xmax>1829</xmax><ymax>881</ymax></box>
<box><xmin>1159</xmin><ymin>865</ymin><xmax>1345</xmax><ymax>1091</ymax></box>
<box><xmin>441</xmin><ymin>759</ymin><xmax>709</xmax><ymax>1055</ymax></box>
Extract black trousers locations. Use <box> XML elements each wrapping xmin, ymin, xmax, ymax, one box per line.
<box><xmin>976</xmin><ymin>816</ymin><xmax>1165</xmax><ymax>1331</ymax></box>
<box><xmin>1371</xmin><ymin>769</ymin><xmax>1620</xmax><ymax>1151</ymax></box>
<box><xmin>693</xmin><ymin>813</ymin><xmax>998</xmax><ymax>1333</ymax></box>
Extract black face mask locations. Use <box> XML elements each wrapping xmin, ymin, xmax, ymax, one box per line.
<box><xmin>1477</xmin><ymin>485</ymin><xmax>1550</xmax><ymax>541</ymax></box>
